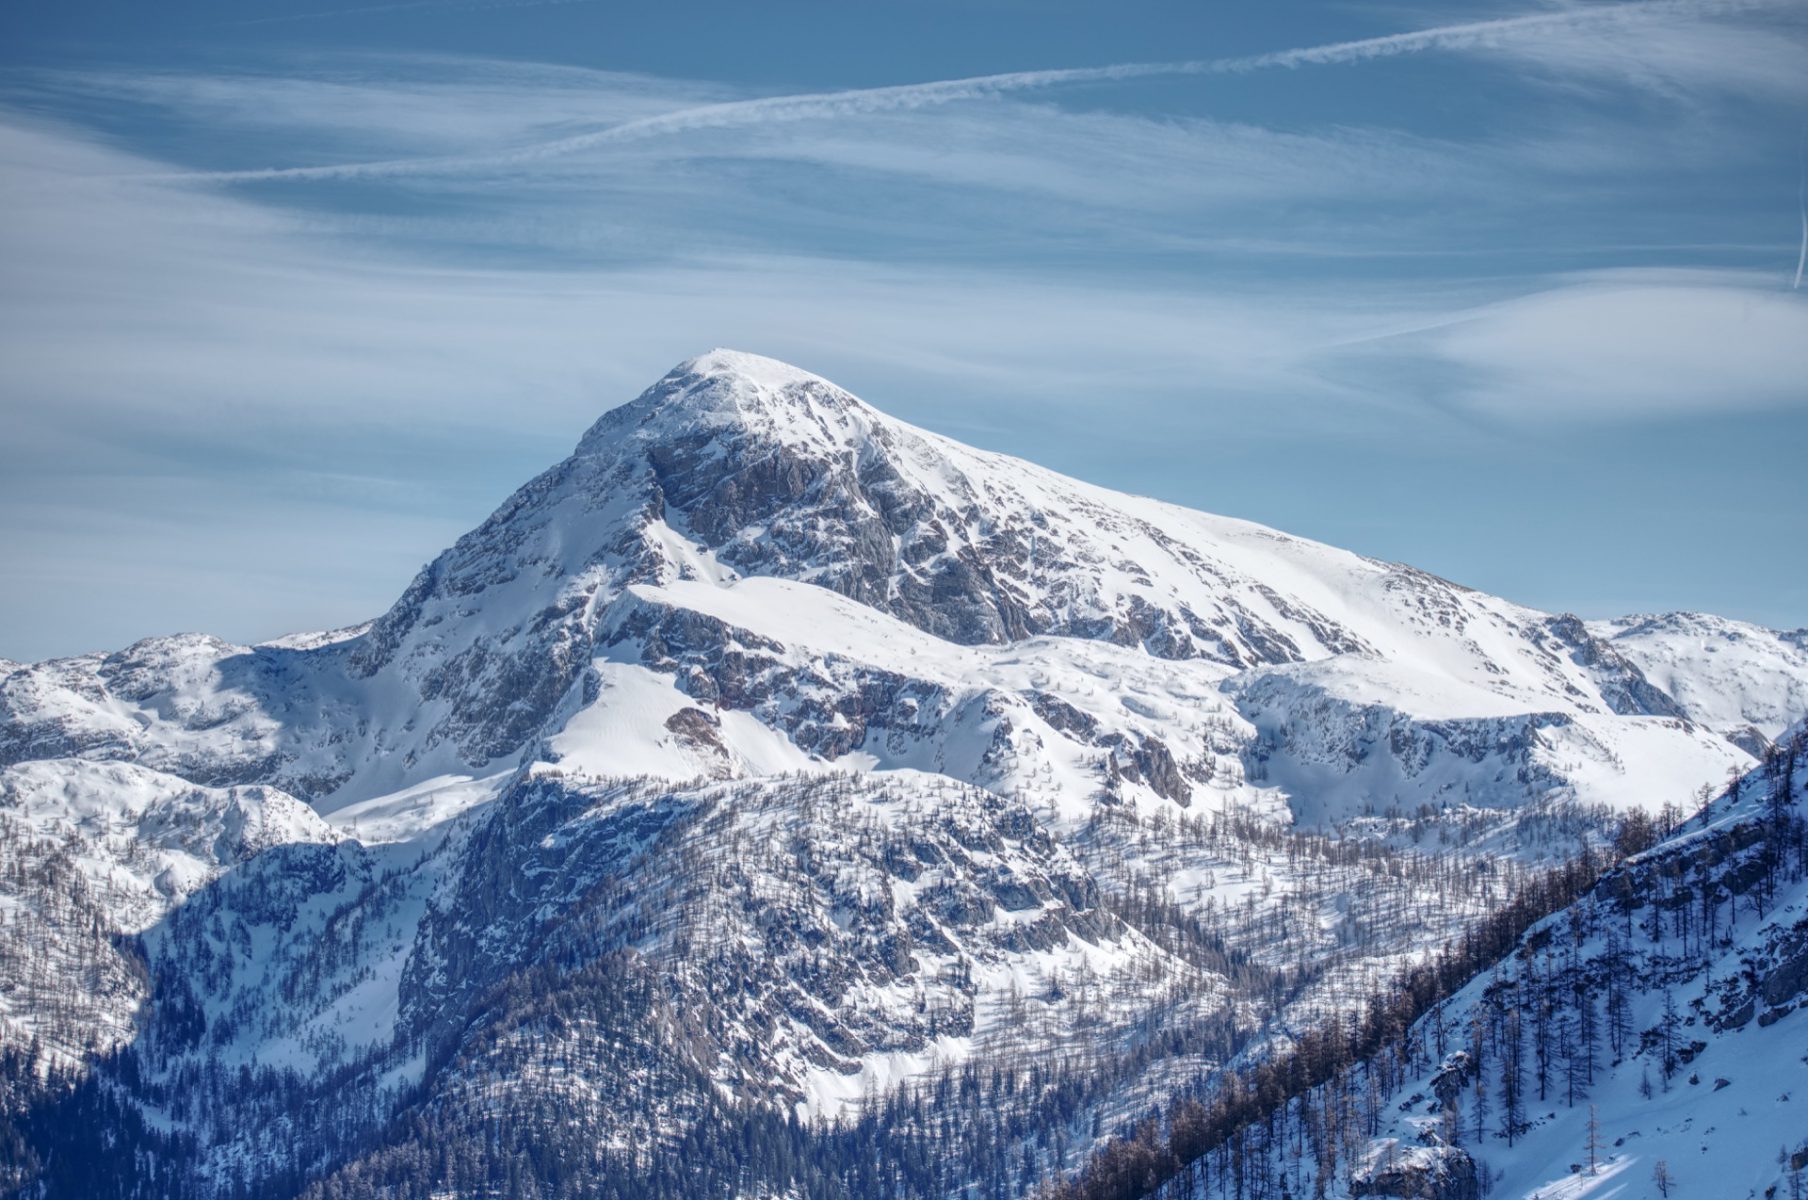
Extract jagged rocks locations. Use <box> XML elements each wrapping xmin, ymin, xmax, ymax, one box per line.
<box><xmin>1027</xmin><ymin>690</ymin><xmax>1099</xmax><ymax>741</ymax></box>
<box><xmin>1351</xmin><ymin>1140</ymin><xmax>1478</xmax><ymax>1200</ymax></box>
<box><xmin>382</xmin><ymin>768</ymin><xmax>1150</xmax><ymax>1116</ymax></box>
<box><xmin>1100</xmin><ymin>733</ymin><xmax>1191</xmax><ymax>805</ymax></box>
<box><xmin>1760</xmin><ymin>928</ymin><xmax>1808</xmax><ymax>1007</ymax></box>
<box><xmin>664</xmin><ymin>707</ymin><xmax>733</xmax><ymax>775</ymax></box>
<box><xmin>1543</xmin><ymin>614</ymin><xmax>1687</xmax><ymax>718</ymax></box>
<box><xmin>1430</xmin><ymin>1051</ymin><xmax>1474</xmax><ymax>1107</ymax></box>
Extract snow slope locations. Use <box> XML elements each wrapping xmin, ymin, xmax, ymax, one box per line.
<box><xmin>1359</xmin><ymin>740</ymin><xmax>1808</xmax><ymax>1200</ymax></box>
<box><xmin>1592</xmin><ymin>610</ymin><xmax>1808</xmax><ymax>744</ymax></box>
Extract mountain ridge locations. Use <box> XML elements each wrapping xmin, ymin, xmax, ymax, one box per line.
<box><xmin>0</xmin><ymin>351</ymin><xmax>1786</xmax><ymax>830</ymax></box>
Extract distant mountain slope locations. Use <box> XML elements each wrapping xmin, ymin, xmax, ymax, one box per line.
<box><xmin>1059</xmin><ymin>729</ymin><xmax>1808</xmax><ymax>1200</ymax></box>
<box><xmin>1592</xmin><ymin>611</ymin><xmax>1808</xmax><ymax>747</ymax></box>
<box><xmin>0</xmin><ymin>759</ymin><xmax>335</xmax><ymax>1064</ymax></box>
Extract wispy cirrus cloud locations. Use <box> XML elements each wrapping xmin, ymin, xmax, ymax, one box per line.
<box><xmin>144</xmin><ymin>0</ymin><xmax>1802</xmax><ymax>185</ymax></box>
<box><xmin>12</xmin><ymin>58</ymin><xmax>727</xmax><ymax>160</ymax></box>
<box><xmin>1323</xmin><ymin>271</ymin><xmax>1808</xmax><ymax>421</ymax></box>
<box><xmin>22</xmin><ymin>54</ymin><xmax>1775</xmax><ymax>274</ymax></box>
<box><xmin>1471</xmin><ymin>7</ymin><xmax>1808</xmax><ymax>101</ymax></box>
<box><xmin>5</xmin><ymin>111</ymin><xmax>1798</xmax><ymax>477</ymax></box>
<box><xmin>1214</xmin><ymin>0</ymin><xmax>1797</xmax><ymax>75</ymax></box>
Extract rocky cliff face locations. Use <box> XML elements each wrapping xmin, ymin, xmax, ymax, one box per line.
<box><xmin>1350</xmin><ymin>1141</ymin><xmax>1478</xmax><ymax>1200</ymax></box>
<box><xmin>395</xmin><ymin>769</ymin><xmax>1147</xmax><ymax>1113</ymax></box>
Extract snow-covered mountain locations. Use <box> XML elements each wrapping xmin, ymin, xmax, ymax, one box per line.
<box><xmin>2</xmin><ymin>351</ymin><xmax>1777</xmax><ymax>819</ymax></box>
<box><xmin>0</xmin><ymin>759</ymin><xmax>336</xmax><ymax>1064</ymax></box>
<box><xmin>1</xmin><ymin>351</ymin><xmax>1804</xmax><ymax>1199</ymax></box>
<box><xmin>1591</xmin><ymin>611</ymin><xmax>1808</xmax><ymax>752</ymax></box>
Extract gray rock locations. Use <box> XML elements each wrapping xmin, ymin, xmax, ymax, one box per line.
<box><xmin>1351</xmin><ymin>1141</ymin><xmax>1479</xmax><ymax>1200</ymax></box>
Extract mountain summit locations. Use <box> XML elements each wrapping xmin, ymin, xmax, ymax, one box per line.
<box><xmin>578</xmin><ymin>349</ymin><xmax>881</xmax><ymax>453</ymax></box>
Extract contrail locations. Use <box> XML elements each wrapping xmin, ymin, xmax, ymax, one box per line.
<box><xmin>147</xmin><ymin>61</ymin><xmax>1200</xmax><ymax>184</ymax></box>
<box><xmin>1208</xmin><ymin>0</ymin><xmax>1782</xmax><ymax>73</ymax></box>
<box><xmin>164</xmin><ymin>0</ymin><xmax>1792</xmax><ymax>186</ymax></box>
<box><xmin>232</xmin><ymin>0</ymin><xmax>606</xmax><ymax>28</ymax></box>
<box><xmin>1795</xmin><ymin>134</ymin><xmax>1806</xmax><ymax>291</ymax></box>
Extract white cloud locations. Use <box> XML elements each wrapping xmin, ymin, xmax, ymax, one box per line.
<box><xmin>7</xmin><ymin>56</ymin><xmax>1729</xmax><ymax>272</ymax></box>
<box><xmin>1473</xmin><ymin>10</ymin><xmax>1808</xmax><ymax>102</ymax></box>
<box><xmin>0</xmin><ymin>116</ymin><xmax>1352</xmax><ymax>430</ymax></box>
<box><xmin>1338</xmin><ymin>272</ymin><xmax>1808</xmax><ymax>420</ymax></box>
<box><xmin>6</xmin><ymin>112</ymin><xmax>1797</xmax><ymax>468</ymax></box>
<box><xmin>1217</xmin><ymin>0</ymin><xmax>1798</xmax><ymax>75</ymax></box>
<box><xmin>16</xmin><ymin>58</ymin><xmax>728</xmax><ymax>157</ymax></box>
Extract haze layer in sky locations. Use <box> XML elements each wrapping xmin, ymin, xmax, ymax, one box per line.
<box><xmin>2</xmin><ymin>0</ymin><xmax>1805</xmax><ymax>659</ymax></box>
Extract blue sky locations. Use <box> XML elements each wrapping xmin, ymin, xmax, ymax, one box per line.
<box><xmin>1</xmin><ymin>0</ymin><xmax>1805</xmax><ymax>661</ymax></box>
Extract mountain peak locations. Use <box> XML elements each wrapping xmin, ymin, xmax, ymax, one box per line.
<box><xmin>578</xmin><ymin>349</ymin><xmax>880</xmax><ymax>457</ymax></box>
<box><xmin>675</xmin><ymin>348</ymin><xmax>832</xmax><ymax>392</ymax></box>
